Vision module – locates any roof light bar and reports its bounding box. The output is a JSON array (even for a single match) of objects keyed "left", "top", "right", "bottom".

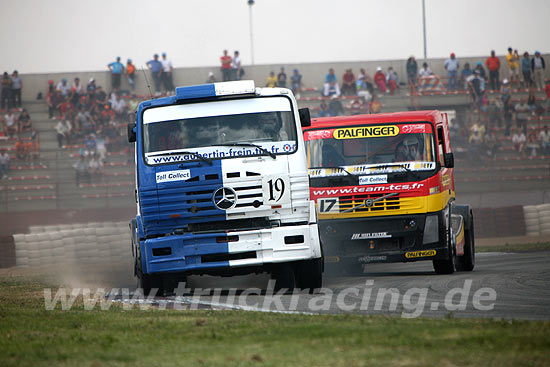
[{"left": 176, "top": 80, "right": 255, "bottom": 101}]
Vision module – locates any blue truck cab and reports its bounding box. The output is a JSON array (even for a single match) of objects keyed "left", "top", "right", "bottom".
[{"left": 128, "top": 81, "right": 323, "bottom": 294}]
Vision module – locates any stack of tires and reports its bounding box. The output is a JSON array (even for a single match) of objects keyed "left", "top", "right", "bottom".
[
  {"left": 524, "top": 204, "right": 550, "bottom": 237},
  {"left": 13, "top": 222, "right": 131, "bottom": 268}
]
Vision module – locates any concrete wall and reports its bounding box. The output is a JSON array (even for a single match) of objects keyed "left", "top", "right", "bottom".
[{"left": 18, "top": 53, "right": 550, "bottom": 102}]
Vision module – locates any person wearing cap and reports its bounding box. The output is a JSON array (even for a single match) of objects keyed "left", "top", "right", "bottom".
[
  {"left": 485, "top": 50, "right": 500, "bottom": 91},
  {"left": 531, "top": 51, "right": 546, "bottom": 89},
  {"left": 467, "top": 69, "right": 484, "bottom": 111},
  {"left": 86, "top": 78, "right": 97, "bottom": 94},
  {"left": 161, "top": 52, "right": 174, "bottom": 92},
  {"left": 126, "top": 59, "right": 136, "bottom": 91},
  {"left": 107, "top": 56, "right": 124, "bottom": 92},
  {"left": 206, "top": 71, "right": 216, "bottom": 84},
  {"left": 1, "top": 72, "right": 13, "bottom": 111},
  {"left": 444, "top": 53, "right": 459, "bottom": 91},
  {"left": 290, "top": 68, "right": 302, "bottom": 95},
  {"left": 506, "top": 48, "right": 520, "bottom": 86},
  {"left": 374, "top": 67, "right": 387, "bottom": 93},
  {"left": 10, "top": 70, "right": 22, "bottom": 108},
  {"left": 328, "top": 94, "right": 344, "bottom": 116},
  {"left": 56, "top": 78, "right": 71, "bottom": 98},
  {"left": 220, "top": 50, "right": 232, "bottom": 82},
  {"left": 146, "top": 54, "right": 163, "bottom": 94}
]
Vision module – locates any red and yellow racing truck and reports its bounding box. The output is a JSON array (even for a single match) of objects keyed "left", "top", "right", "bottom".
[{"left": 303, "top": 111, "right": 474, "bottom": 275}]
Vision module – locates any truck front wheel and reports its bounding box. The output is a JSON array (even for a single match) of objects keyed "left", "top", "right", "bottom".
[
  {"left": 271, "top": 264, "right": 295, "bottom": 292},
  {"left": 137, "top": 269, "right": 163, "bottom": 296},
  {"left": 295, "top": 257, "right": 323, "bottom": 292}
]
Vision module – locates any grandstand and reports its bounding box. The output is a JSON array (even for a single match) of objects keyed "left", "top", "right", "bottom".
[{"left": 1, "top": 55, "right": 549, "bottom": 249}]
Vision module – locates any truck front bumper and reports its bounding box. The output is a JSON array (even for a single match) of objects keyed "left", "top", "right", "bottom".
[
  {"left": 140, "top": 223, "right": 321, "bottom": 275},
  {"left": 320, "top": 211, "right": 449, "bottom": 265}
]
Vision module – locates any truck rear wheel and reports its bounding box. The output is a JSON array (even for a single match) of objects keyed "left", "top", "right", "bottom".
[
  {"left": 295, "top": 257, "right": 323, "bottom": 292},
  {"left": 433, "top": 216, "right": 455, "bottom": 275},
  {"left": 456, "top": 223, "right": 475, "bottom": 272}
]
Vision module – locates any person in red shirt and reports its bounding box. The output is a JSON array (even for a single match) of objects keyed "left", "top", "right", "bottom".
[
  {"left": 220, "top": 50, "right": 232, "bottom": 82},
  {"left": 341, "top": 69, "right": 356, "bottom": 96},
  {"left": 374, "top": 67, "right": 387, "bottom": 93},
  {"left": 485, "top": 50, "right": 501, "bottom": 91}
]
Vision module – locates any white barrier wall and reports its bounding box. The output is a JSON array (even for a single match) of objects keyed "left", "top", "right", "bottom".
[
  {"left": 524, "top": 204, "right": 550, "bottom": 237},
  {"left": 13, "top": 222, "right": 130, "bottom": 268}
]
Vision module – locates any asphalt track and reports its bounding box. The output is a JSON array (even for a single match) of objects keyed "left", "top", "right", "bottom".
[{"left": 111, "top": 251, "right": 550, "bottom": 320}]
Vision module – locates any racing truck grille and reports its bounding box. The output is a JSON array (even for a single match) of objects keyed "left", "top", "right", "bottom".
[
  {"left": 156, "top": 183, "right": 264, "bottom": 218},
  {"left": 338, "top": 193, "right": 401, "bottom": 213}
]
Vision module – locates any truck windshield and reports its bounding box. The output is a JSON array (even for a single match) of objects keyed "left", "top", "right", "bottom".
[
  {"left": 305, "top": 123, "right": 436, "bottom": 170},
  {"left": 142, "top": 97, "right": 297, "bottom": 163}
]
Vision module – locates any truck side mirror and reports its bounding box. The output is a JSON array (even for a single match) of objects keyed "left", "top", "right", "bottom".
[
  {"left": 299, "top": 108, "right": 311, "bottom": 127},
  {"left": 128, "top": 123, "right": 136, "bottom": 143},
  {"left": 444, "top": 152, "right": 454, "bottom": 168}
]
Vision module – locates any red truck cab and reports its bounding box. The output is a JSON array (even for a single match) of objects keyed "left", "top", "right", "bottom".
[{"left": 303, "top": 111, "right": 474, "bottom": 275}]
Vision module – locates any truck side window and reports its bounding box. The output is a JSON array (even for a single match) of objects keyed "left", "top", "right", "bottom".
[{"left": 437, "top": 126, "right": 445, "bottom": 164}]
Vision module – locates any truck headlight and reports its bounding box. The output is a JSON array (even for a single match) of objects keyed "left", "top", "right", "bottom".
[{"left": 422, "top": 215, "right": 439, "bottom": 244}]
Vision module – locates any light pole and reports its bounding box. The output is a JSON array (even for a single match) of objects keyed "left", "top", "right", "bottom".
[
  {"left": 422, "top": 0, "right": 427, "bottom": 59},
  {"left": 248, "top": 0, "right": 255, "bottom": 65}
]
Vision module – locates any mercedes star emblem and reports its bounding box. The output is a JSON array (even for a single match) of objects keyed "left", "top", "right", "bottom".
[{"left": 213, "top": 187, "right": 238, "bottom": 210}]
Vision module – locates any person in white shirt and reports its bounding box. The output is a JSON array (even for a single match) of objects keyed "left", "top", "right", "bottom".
[
  {"left": 161, "top": 52, "right": 174, "bottom": 92},
  {"left": 539, "top": 125, "right": 550, "bottom": 155},
  {"left": 512, "top": 129, "right": 526, "bottom": 155},
  {"left": 232, "top": 50, "right": 242, "bottom": 80},
  {"left": 110, "top": 93, "right": 127, "bottom": 120},
  {"left": 3, "top": 110, "right": 17, "bottom": 138},
  {"left": 0, "top": 149, "right": 9, "bottom": 179},
  {"left": 56, "top": 78, "right": 71, "bottom": 97},
  {"left": 54, "top": 120, "right": 70, "bottom": 148},
  {"left": 71, "top": 77, "right": 83, "bottom": 95}
]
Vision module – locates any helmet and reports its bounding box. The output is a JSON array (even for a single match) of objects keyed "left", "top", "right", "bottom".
[{"left": 403, "top": 135, "right": 419, "bottom": 148}]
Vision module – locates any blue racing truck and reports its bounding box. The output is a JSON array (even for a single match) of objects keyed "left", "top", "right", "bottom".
[{"left": 128, "top": 80, "right": 323, "bottom": 294}]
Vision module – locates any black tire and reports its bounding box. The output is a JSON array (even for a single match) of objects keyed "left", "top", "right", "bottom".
[
  {"left": 295, "top": 257, "right": 323, "bottom": 292},
  {"left": 271, "top": 264, "right": 295, "bottom": 292},
  {"left": 456, "top": 219, "right": 475, "bottom": 272},
  {"left": 433, "top": 213, "right": 455, "bottom": 275},
  {"left": 137, "top": 269, "right": 163, "bottom": 296}
]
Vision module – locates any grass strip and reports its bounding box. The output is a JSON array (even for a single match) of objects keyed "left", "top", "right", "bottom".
[
  {"left": 1, "top": 276, "right": 550, "bottom": 366},
  {"left": 477, "top": 242, "right": 550, "bottom": 253}
]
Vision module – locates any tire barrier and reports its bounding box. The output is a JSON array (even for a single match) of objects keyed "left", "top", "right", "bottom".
[
  {"left": 0, "top": 236, "right": 16, "bottom": 268},
  {"left": 524, "top": 204, "right": 550, "bottom": 237},
  {"left": 13, "top": 222, "right": 130, "bottom": 268}
]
